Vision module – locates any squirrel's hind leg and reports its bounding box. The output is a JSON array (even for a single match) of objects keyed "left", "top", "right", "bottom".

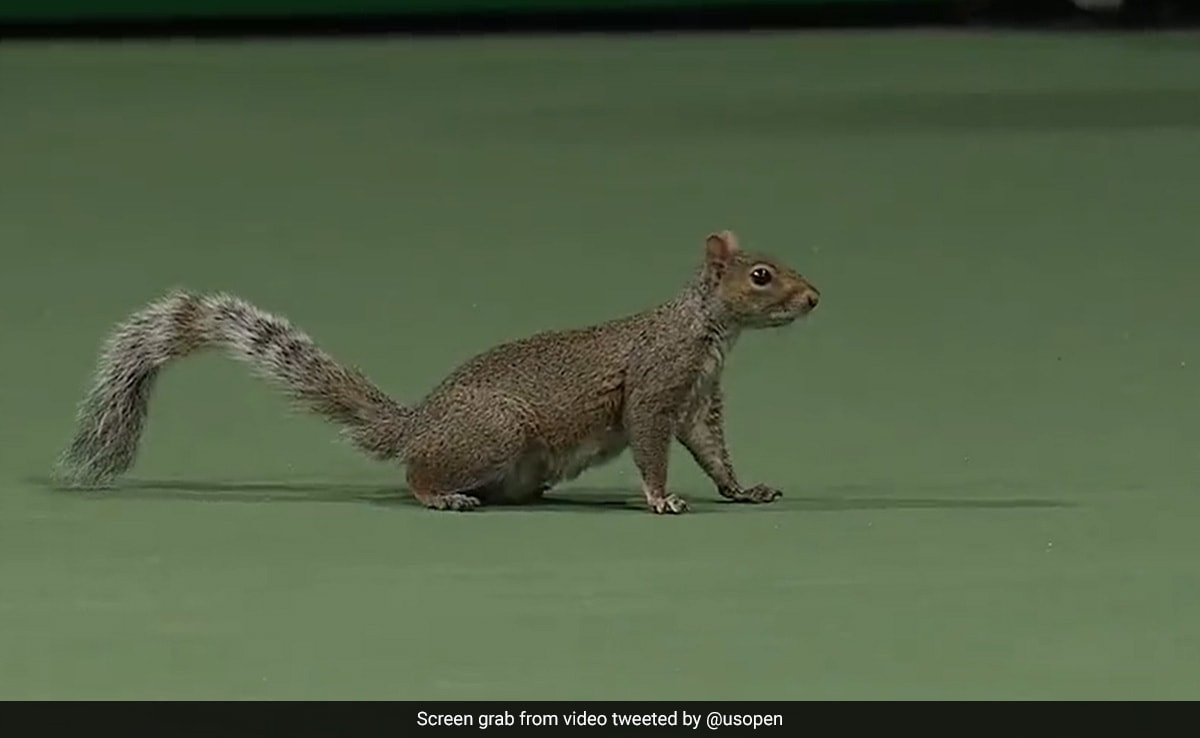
[{"left": 402, "top": 389, "right": 540, "bottom": 512}]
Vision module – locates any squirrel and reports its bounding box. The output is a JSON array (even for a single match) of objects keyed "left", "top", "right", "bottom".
[{"left": 53, "top": 230, "right": 820, "bottom": 514}]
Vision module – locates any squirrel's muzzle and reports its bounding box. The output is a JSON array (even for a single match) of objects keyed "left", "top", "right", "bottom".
[{"left": 794, "top": 285, "right": 820, "bottom": 315}]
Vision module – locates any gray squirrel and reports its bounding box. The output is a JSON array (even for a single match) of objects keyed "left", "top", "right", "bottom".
[{"left": 54, "top": 230, "right": 820, "bottom": 514}]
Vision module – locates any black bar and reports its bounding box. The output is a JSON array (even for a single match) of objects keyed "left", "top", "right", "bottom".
[
  {"left": 8, "top": 1, "right": 1187, "bottom": 42},
  {"left": 5, "top": 699, "right": 1153, "bottom": 735}
]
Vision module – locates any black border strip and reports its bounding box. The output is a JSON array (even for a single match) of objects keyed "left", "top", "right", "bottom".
[
  {"left": 1, "top": 1, "right": 1196, "bottom": 41},
  {"left": 0, "top": 1, "right": 1151, "bottom": 41}
]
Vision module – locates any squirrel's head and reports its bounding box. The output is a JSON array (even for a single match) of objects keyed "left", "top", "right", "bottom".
[{"left": 702, "top": 230, "right": 820, "bottom": 329}]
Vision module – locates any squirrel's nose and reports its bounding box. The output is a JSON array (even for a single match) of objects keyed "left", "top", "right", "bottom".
[{"left": 800, "top": 290, "right": 819, "bottom": 310}]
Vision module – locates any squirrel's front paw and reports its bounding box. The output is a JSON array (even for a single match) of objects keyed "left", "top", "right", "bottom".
[
  {"left": 731, "top": 484, "right": 782, "bottom": 504},
  {"left": 649, "top": 493, "right": 690, "bottom": 515}
]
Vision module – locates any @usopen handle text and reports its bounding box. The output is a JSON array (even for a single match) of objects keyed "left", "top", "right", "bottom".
[{"left": 416, "top": 709, "right": 784, "bottom": 730}]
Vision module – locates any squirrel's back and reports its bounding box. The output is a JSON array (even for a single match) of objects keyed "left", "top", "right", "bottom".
[{"left": 411, "top": 310, "right": 652, "bottom": 463}]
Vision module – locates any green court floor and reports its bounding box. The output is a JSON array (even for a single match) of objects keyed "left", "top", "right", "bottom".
[{"left": 1, "top": 30, "right": 1199, "bottom": 700}]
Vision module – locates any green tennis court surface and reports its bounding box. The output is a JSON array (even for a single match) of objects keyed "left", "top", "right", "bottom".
[{"left": 2, "top": 30, "right": 1199, "bottom": 700}]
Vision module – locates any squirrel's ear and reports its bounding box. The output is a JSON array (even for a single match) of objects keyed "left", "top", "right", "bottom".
[{"left": 705, "top": 230, "right": 739, "bottom": 267}]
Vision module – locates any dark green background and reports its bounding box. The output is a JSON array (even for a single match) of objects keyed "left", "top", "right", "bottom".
[{"left": 1, "top": 31, "right": 1199, "bottom": 700}]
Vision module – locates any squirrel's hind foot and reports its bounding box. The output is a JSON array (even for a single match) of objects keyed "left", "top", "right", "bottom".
[{"left": 416, "top": 492, "right": 482, "bottom": 512}]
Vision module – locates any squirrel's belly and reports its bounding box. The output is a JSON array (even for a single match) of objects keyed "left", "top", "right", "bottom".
[
  {"left": 487, "top": 430, "right": 627, "bottom": 504},
  {"left": 548, "top": 429, "right": 629, "bottom": 485}
]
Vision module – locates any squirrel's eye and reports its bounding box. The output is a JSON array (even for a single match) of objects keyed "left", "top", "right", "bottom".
[{"left": 750, "top": 267, "right": 773, "bottom": 287}]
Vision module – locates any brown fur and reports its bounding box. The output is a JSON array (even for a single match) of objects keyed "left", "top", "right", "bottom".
[{"left": 54, "top": 230, "right": 819, "bottom": 514}]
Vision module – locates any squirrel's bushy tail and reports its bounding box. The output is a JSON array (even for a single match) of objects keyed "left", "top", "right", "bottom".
[{"left": 54, "top": 289, "right": 410, "bottom": 487}]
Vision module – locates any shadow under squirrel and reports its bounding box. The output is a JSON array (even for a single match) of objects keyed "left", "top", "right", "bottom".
[{"left": 54, "top": 230, "right": 820, "bottom": 514}]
